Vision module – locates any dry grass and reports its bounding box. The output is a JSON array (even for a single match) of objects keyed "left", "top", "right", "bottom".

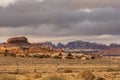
[
  {"left": 0, "top": 74, "right": 17, "bottom": 80},
  {"left": 0, "top": 57, "right": 119, "bottom": 80},
  {"left": 41, "top": 74, "right": 66, "bottom": 80},
  {"left": 81, "top": 70, "right": 95, "bottom": 80}
]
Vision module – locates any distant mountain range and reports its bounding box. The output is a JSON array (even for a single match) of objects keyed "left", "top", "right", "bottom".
[
  {"left": 1, "top": 36, "right": 120, "bottom": 55},
  {"left": 43, "top": 41, "right": 120, "bottom": 50},
  {"left": 1, "top": 36, "right": 120, "bottom": 50}
]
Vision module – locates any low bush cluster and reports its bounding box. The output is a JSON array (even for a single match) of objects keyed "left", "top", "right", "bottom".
[
  {"left": 0, "top": 74, "right": 17, "bottom": 80},
  {"left": 41, "top": 75, "right": 66, "bottom": 80}
]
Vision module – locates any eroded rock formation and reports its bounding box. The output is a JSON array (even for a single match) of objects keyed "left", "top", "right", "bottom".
[{"left": 7, "top": 37, "right": 28, "bottom": 43}]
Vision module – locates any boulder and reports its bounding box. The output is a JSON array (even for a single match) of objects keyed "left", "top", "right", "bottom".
[{"left": 7, "top": 37, "right": 28, "bottom": 43}]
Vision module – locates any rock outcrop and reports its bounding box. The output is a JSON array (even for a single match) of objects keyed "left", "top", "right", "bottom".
[
  {"left": 0, "top": 37, "right": 56, "bottom": 54},
  {"left": 7, "top": 37, "right": 28, "bottom": 43}
]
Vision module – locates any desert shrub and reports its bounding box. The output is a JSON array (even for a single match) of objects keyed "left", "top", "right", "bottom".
[
  {"left": 10, "top": 53, "right": 16, "bottom": 57},
  {"left": 34, "top": 74, "right": 42, "bottom": 78},
  {"left": 27, "top": 55, "right": 32, "bottom": 57},
  {"left": 91, "top": 56, "right": 96, "bottom": 60},
  {"left": 81, "top": 70, "right": 95, "bottom": 80},
  {"left": 39, "top": 54, "right": 45, "bottom": 58},
  {"left": 44, "top": 54, "right": 51, "bottom": 58},
  {"left": 53, "top": 55, "right": 62, "bottom": 59},
  {"left": 25, "top": 53, "right": 33, "bottom": 57},
  {"left": 64, "top": 68, "right": 73, "bottom": 73},
  {"left": 65, "top": 56, "right": 73, "bottom": 59},
  {"left": 96, "top": 77, "right": 106, "bottom": 80},
  {"left": 41, "top": 75, "right": 66, "bottom": 80},
  {"left": 76, "top": 55, "right": 81, "bottom": 59},
  {"left": 18, "top": 54, "right": 25, "bottom": 57},
  {"left": 14, "top": 69, "right": 28, "bottom": 75},
  {"left": 3, "top": 49, "right": 9, "bottom": 57},
  {"left": 39, "top": 54, "right": 50, "bottom": 59},
  {"left": 68, "top": 53, "right": 72, "bottom": 57},
  {"left": 33, "top": 54, "right": 39, "bottom": 58},
  {"left": 65, "top": 53, "right": 73, "bottom": 59},
  {"left": 14, "top": 69, "right": 21, "bottom": 74},
  {"left": 58, "top": 53, "right": 62, "bottom": 56},
  {"left": 106, "top": 68, "right": 116, "bottom": 72},
  {"left": 0, "top": 74, "right": 17, "bottom": 80}
]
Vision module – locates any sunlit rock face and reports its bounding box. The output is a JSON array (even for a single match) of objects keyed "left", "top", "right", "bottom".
[{"left": 7, "top": 37, "right": 28, "bottom": 43}]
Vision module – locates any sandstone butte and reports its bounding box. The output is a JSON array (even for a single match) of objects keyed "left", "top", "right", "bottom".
[{"left": 7, "top": 36, "right": 28, "bottom": 43}]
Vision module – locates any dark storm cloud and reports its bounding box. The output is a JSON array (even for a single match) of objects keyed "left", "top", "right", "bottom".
[
  {"left": 44, "top": 0, "right": 120, "bottom": 9},
  {"left": 0, "top": 0, "right": 120, "bottom": 37}
]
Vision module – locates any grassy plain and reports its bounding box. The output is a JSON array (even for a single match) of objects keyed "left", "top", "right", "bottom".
[{"left": 0, "top": 57, "right": 119, "bottom": 80}]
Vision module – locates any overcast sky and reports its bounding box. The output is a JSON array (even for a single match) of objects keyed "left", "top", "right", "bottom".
[{"left": 0, "top": 0, "right": 120, "bottom": 44}]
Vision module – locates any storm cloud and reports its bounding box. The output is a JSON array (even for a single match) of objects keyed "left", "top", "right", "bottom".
[{"left": 0, "top": 0, "right": 120, "bottom": 44}]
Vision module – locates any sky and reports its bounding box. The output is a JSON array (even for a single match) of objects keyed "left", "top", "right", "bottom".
[{"left": 0, "top": 0, "right": 120, "bottom": 44}]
